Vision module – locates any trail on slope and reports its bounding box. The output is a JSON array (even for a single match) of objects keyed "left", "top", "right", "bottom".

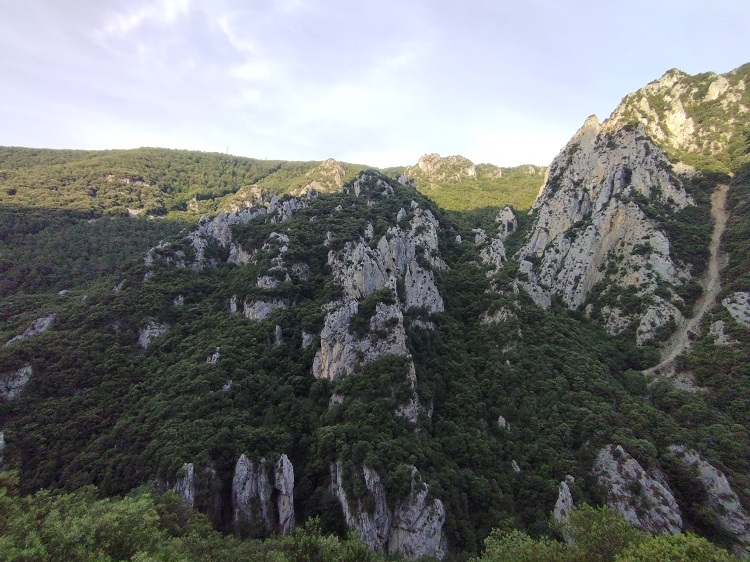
[{"left": 644, "top": 184, "right": 729, "bottom": 378}]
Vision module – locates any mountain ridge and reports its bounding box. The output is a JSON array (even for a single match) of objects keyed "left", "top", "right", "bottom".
[{"left": 1, "top": 63, "right": 750, "bottom": 560}]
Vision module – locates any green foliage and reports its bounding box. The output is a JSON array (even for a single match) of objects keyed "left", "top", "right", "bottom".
[
  {"left": 472, "top": 505, "right": 739, "bottom": 562},
  {"left": 615, "top": 532, "right": 739, "bottom": 562},
  {"left": 0, "top": 473, "right": 382, "bottom": 562},
  {"left": 2, "top": 145, "right": 750, "bottom": 560},
  {"left": 400, "top": 164, "right": 545, "bottom": 212}
]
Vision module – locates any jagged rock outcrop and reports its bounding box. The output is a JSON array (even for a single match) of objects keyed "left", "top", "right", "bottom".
[
  {"left": 294, "top": 158, "right": 347, "bottom": 195},
  {"left": 207, "top": 347, "right": 221, "bottom": 365},
  {"left": 138, "top": 321, "right": 168, "bottom": 349},
  {"left": 518, "top": 114, "right": 694, "bottom": 342},
  {"left": 594, "top": 445, "right": 682, "bottom": 534},
  {"left": 313, "top": 301, "right": 408, "bottom": 381},
  {"left": 668, "top": 445, "right": 750, "bottom": 554},
  {"left": 145, "top": 192, "right": 315, "bottom": 271},
  {"left": 232, "top": 454, "right": 295, "bottom": 536},
  {"left": 330, "top": 461, "right": 445, "bottom": 559},
  {"left": 243, "top": 300, "right": 287, "bottom": 321},
  {"left": 553, "top": 477, "right": 575, "bottom": 523},
  {"left": 405, "top": 153, "right": 477, "bottom": 184},
  {"left": 1, "top": 365, "right": 32, "bottom": 401},
  {"left": 474, "top": 228, "right": 507, "bottom": 276},
  {"left": 173, "top": 462, "right": 196, "bottom": 508},
  {"left": 328, "top": 203, "right": 446, "bottom": 312},
  {"left": 4, "top": 314, "right": 56, "bottom": 347},
  {"left": 605, "top": 65, "right": 750, "bottom": 159},
  {"left": 495, "top": 206, "right": 518, "bottom": 241},
  {"left": 481, "top": 307, "right": 516, "bottom": 325},
  {"left": 723, "top": 292, "right": 750, "bottom": 327},
  {"left": 186, "top": 207, "right": 267, "bottom": 269}
]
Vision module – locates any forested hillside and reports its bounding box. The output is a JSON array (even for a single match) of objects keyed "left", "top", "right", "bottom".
[{"left": 1, "top": 62, "right": 749, "bottom": 562}]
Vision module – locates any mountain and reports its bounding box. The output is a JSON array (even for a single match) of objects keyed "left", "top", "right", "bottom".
[
  {"left": 1, "top": 63, "right": 750, "bottom": 560},
  {"left": 398, "top": 153, "right": 546, "bottom": 212}
]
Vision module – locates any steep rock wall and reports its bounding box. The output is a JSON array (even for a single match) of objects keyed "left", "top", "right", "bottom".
[
  {"left": 518, "top": 116, "right": 694, "bottom": 341},
  {"left": 330, "top": 461, "right": 446, "bottom": 559},
  {"left": 232, "top": 453, "right": 295, "bottom": 536},
  {"left": 669, "top": 445, "right": 750, "bottom": 556},
  {"left": 594, "top": 444, "right": 682, "bottom": 534}
]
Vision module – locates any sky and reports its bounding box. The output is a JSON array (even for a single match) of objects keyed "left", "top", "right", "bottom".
[{"left": 1, "top": 1, "right": 748, "bottom": 168}]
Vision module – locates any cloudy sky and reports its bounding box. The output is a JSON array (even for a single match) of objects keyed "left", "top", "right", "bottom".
[{"left": 1, "top": 1, "right": 747, "bottom": 168}]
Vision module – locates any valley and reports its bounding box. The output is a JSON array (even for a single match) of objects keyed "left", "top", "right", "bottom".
[{"left": 1, "top": 62, "right": 750, "bottom": 561}]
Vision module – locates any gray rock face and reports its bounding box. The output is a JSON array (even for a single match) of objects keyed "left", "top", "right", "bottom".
[
  {"left": 146, "top": 192, "right": 314, "bottom": 271},
  {"left": 301, "top": 331, "right": 314, "bottom": 348},
  {"left": 138, "top": 321, "right": 168, "bottom": 349},
  {"left": 405, "top": 153, "right": 476, "bottom": 183},
  {"left": 207, "top": 347, "right": 221, "bottom": 365},
  {"left": 330, "top": 461, "right": 446, "bottom": 559},
  {"left": 173, "top": 462, "right": 195, "bottom": 508},
  {"left": 723, "top": 292, "right": 750, "bottom": 327},
  {"left": 553, "top": 478, "right": 575, "bottom": 523},
  {"left": 1, "top": 365, "right": 33, "bottom": 401},
  {"left": 243, "top": 300, "right": 287, "bottom": 321},
  {"left": 0, "top": 431, "right": 5, "bottom": 471},
  {"left": 594, "top": 445, "right": 682, "bottom": 534},
  {"left": 187, "top": 207, "right": 267, "bottom": 269},
  {"left": 4, "top": 314, "right": 56, "bottom": 347},
  {"left": 476, "top": 234, "right": 507, "bottom": 276},
  {"left": 232, "top": 453, "right": 295, "bottom": 536},
  {"left": 495, "top": 206, "right": 518, "bottom": 241},
  {"left": 518, "top": 115, "right": 693, "bottom": 342},
  {"left": 275, "top": 454, "right": 295, "bottom": 535},
  {"left": 605, "top": 67, "right": 749, "bottom": 160},
  {"left": 668, "top": 445, "right": 750, "bottom": 554},
  {"left": 328, "top": 204, "right": 446, "bottom": 312},
  {"left": 312, "top": 301, "right": 408, "bottom": 382}
]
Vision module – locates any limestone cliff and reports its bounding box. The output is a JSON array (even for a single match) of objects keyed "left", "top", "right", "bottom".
[
  {"left": 405, "top": 153, "right": 478, "bottom": 185},
  {"left": 138, "top": 320, "right": 168, "bottom": 349},
  {"left": 669, "top": 445, "right": 750, "bottom": 556},
  {"left": 330, "top": 461, "right": 446, "bottom": 559},
  {"left": 593, "top": 445, "right": 682, "bottom": 534},
  {"left": 327, "top": 203, "right": 446, "bottom": 312},
  {"left": 313, "top": 301, "right": 408, "bottom": 382},
  {"left": 145, "top": 192, "right": 315, "bottom": 271},
  {"left": 314, "top": 195, "right": 446, "bottom": 422},
  {"left": 518, "top": 115, "right": 694, "bottom": 342},
  {"left": 605, "top": 64, "right": 750, "bottom": 161},
  {"left": 232, "top": 453, "right": 295, "bottom": 536}
]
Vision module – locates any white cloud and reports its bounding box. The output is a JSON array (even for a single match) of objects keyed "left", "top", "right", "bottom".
[{"left": 102, "top": 0, "right": 191, "bottom": 36}]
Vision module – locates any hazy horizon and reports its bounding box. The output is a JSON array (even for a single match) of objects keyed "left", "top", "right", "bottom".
[{"left": 1, "top": 1, "right": 748, "bottom": 168}]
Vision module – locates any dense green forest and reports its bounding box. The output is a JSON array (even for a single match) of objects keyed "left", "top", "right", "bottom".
[{"left": 1, "top": 158, "right": 748, "bottom": 560}]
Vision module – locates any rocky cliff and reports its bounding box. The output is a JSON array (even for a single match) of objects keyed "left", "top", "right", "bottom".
[
  {"left": 594, "top": 445, "right": 682, "bottom": 534},
  {"left": 517, "top": 115, "right": 694, "bottom": 342},
  {"left": 669, "top": 445, "right": 750, "bottom": 557},
  {"left": 0, "top": 365, "right": 33, "bottom": 401},
  {"left": 330, "top": 461, "right": 446, "bottom": 559},
  {"left": 232, "top": 453, "right": 295, "bottom": 536},
  {"left": 515, "top": 64, "right": 750, "bottom": 344},
  {"left": 605, "top": 64, "right": 750, "bottom": 162},
  {"left": 169, "top": 454, "right": 295, "bottom": 537}
]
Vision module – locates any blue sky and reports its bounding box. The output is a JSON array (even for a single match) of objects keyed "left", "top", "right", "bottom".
[{"left": 1, "top": 0, "right": 747, "bottom": 168}]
